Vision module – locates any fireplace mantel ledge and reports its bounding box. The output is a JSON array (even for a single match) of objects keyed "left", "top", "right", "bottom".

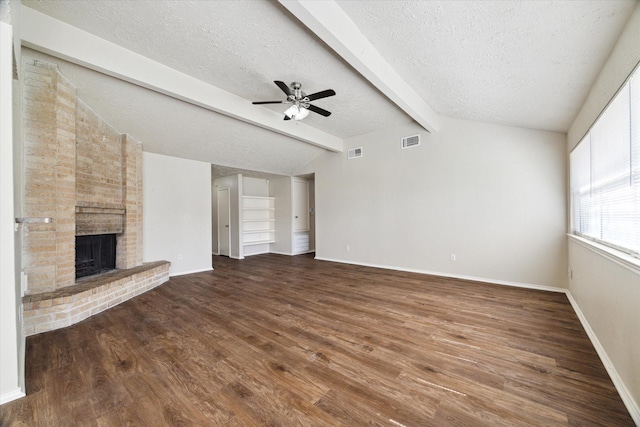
[{"left": 75, "top": 206, "right": 126, "bottom": 215}]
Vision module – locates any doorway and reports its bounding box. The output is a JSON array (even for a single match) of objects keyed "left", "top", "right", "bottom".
[{"left": 217, "top": 188, "right": 231, "bottom": 257}]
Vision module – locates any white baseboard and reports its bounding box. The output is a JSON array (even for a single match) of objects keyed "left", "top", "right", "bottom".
[
  {"left": 313, "top": 256, "right": 567, "bottom": 293},
  {"left": 269, "top": 250, "right": 294, "bottom": 256},
  {"left": 169, "top": 267, "right": 213, "bottom": 277},
  {"left": 565, "top": 292, "right": 640, "bottom": 425},
  {"left": 0, "top": 388, "right": 25, "bottom": 405},
  {"left": 243, "top": 251, "right": 270, "bottom": 257}
]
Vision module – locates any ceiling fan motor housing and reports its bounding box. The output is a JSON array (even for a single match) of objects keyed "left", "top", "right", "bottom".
[{"left": 291, "top": 82, "right": 307, "bottom": 103}]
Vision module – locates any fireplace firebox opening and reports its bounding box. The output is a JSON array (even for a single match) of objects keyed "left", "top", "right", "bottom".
[{"left": 75, "top": 234, "right": 117, "bottom": 279}]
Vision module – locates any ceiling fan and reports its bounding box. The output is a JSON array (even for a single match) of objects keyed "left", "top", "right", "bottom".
[{"left": 252, "top": 81, "right": 336, "bottom": 121}]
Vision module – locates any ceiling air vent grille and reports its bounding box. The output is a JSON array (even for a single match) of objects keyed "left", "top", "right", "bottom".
[
  {"left": 348, "top": 147, "right": 363, "bottom": 159},
  {"left": 401, "top": 134, "right": 421, "bottom": 149}
]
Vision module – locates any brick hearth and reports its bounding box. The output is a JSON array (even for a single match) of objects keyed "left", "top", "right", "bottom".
[{"left": 22, "top": 261, "right": 170, "bottom": 336}]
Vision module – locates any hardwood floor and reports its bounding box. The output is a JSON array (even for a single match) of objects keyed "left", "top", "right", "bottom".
[{"left": 1, "top": 254, "right": 634, "bottom": 426}]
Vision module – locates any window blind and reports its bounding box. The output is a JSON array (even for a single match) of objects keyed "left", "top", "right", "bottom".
[{"left": 570, "top": 67, "right": 640, "bottom": 257}]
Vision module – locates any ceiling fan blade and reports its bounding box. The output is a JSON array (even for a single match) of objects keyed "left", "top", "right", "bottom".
[
  {"left": 307, "top": 104, "right": 332, "bottom": 117},
  {"left": 252, "top": 101, "right": 286, "bottom": 105},
  {"left": 274, "top": 80, "right": 293, "bottom": 96},
  {"left": 306, "top": 89, "right": 336, "bottom": 101}
]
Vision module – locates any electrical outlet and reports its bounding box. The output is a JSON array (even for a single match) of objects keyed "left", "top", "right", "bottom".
[
  {"left": 345, "top": 245, "right": 350, "bottom": 252},
  {"left": 177, "top": 253, "right": 183, "bottom": 260},
  {"left": 450, "top": 253, "right": 456, "bottom": 262}
]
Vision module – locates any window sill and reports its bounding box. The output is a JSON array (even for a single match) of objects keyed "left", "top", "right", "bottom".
[{"left": 568, "top": 234, "right": 640, "bottom": 274}]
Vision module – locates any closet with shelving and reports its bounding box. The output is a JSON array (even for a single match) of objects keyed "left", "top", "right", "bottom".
[{"left": 242, "top": 196, "right": 275, "bottom": 246}]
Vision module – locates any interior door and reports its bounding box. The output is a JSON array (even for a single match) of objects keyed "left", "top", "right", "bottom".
[
  {"left": 218, "top": 188, "right": 231, "bottom": 256},
  {"left": 293, "top": 179, "right": 309, "bottom": 232}
]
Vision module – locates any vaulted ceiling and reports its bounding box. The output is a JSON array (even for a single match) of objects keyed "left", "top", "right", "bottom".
[{"left": 18, "top": 0, "right": 638, "bottom": 177}]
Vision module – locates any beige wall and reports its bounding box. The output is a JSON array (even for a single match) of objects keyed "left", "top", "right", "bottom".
[
  {"left": 311, "top": 116, "right": 567, "bottom": 289},
  {"left": 566, "top": 3, "right": 640, "bottom": 421}
]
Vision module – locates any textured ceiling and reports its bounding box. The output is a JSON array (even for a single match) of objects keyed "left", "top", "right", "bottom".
[
  {"left": 20, "top": 0, "right": 638, "bottom": 175},
  {"left": 338, "top": 0, "right": 636, "bottom": 132},
  {"left": 20, "top": 0, "right": 411, "bottom": 139}
]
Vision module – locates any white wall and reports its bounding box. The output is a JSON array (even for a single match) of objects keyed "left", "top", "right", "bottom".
[
  {"left": 568, "top": 239, "right": 640, "bottom": 417},
  {"left": 566, "top": 3, "right": 640, "bottom": 422},
  {"left": 0, "top": 20, "right": 24, "bottom": 405},
  {"left": 311, "top": 116, "right": 567, "bottom": 290},
  {"left": 243, "top": 176, "right": 270, "bottom": 197},
  {"left": 143, "top": 152, "right": 212, "bottom": 276}
]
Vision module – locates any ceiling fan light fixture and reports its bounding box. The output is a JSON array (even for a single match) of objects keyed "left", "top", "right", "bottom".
[
  {"left": 295, "top": 106, "right": 309, "bottom": 120},
  {"left": 284, "top": 105, "right": 298, "bottom": 119},
  {"left": 284, "top": 104, "right": 309, "bottom": 120}
]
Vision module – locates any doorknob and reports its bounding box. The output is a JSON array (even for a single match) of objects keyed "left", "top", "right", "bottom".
[{"left": 225, "top": 225, "right": 229, "bottom": 227}]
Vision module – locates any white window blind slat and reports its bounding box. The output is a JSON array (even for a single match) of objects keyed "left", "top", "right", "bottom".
[
  {"left": 591, "top": 83, "right": 630, "bottom": 186},
  {"left": 570, "top": 135, "right": 592, "bottom": 236},
  {"left": 631, "top": 71, "right": 640, "bottom": 252}
]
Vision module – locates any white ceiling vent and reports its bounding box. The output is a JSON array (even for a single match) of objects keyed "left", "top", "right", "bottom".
[
  {"left": 401, "top": 134, "right": 421, "bottom": 149},
  {"left": 348, "top": 147, "right": 363, "bottom": 159}
]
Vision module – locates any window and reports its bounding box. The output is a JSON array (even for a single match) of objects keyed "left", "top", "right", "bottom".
[{"left": 570, "top": 65, "right": 640, "bottom": 258}]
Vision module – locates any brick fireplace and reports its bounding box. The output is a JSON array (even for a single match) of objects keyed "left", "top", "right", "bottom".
[{"left": 21, "top": 59, "right": 169, "bottom": 335}]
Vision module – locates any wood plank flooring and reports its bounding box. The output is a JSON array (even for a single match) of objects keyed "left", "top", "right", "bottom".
[{"left": 0, "top": 254, "right": 634, "bottom": 426}]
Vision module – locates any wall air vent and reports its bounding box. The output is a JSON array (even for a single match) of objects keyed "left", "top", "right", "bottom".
[
  {"left": 401, "top": 134, "right": 420, "bottom": 149},
  {"left": 348, "top": 147, "right": 363, "bottom": 159}
]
